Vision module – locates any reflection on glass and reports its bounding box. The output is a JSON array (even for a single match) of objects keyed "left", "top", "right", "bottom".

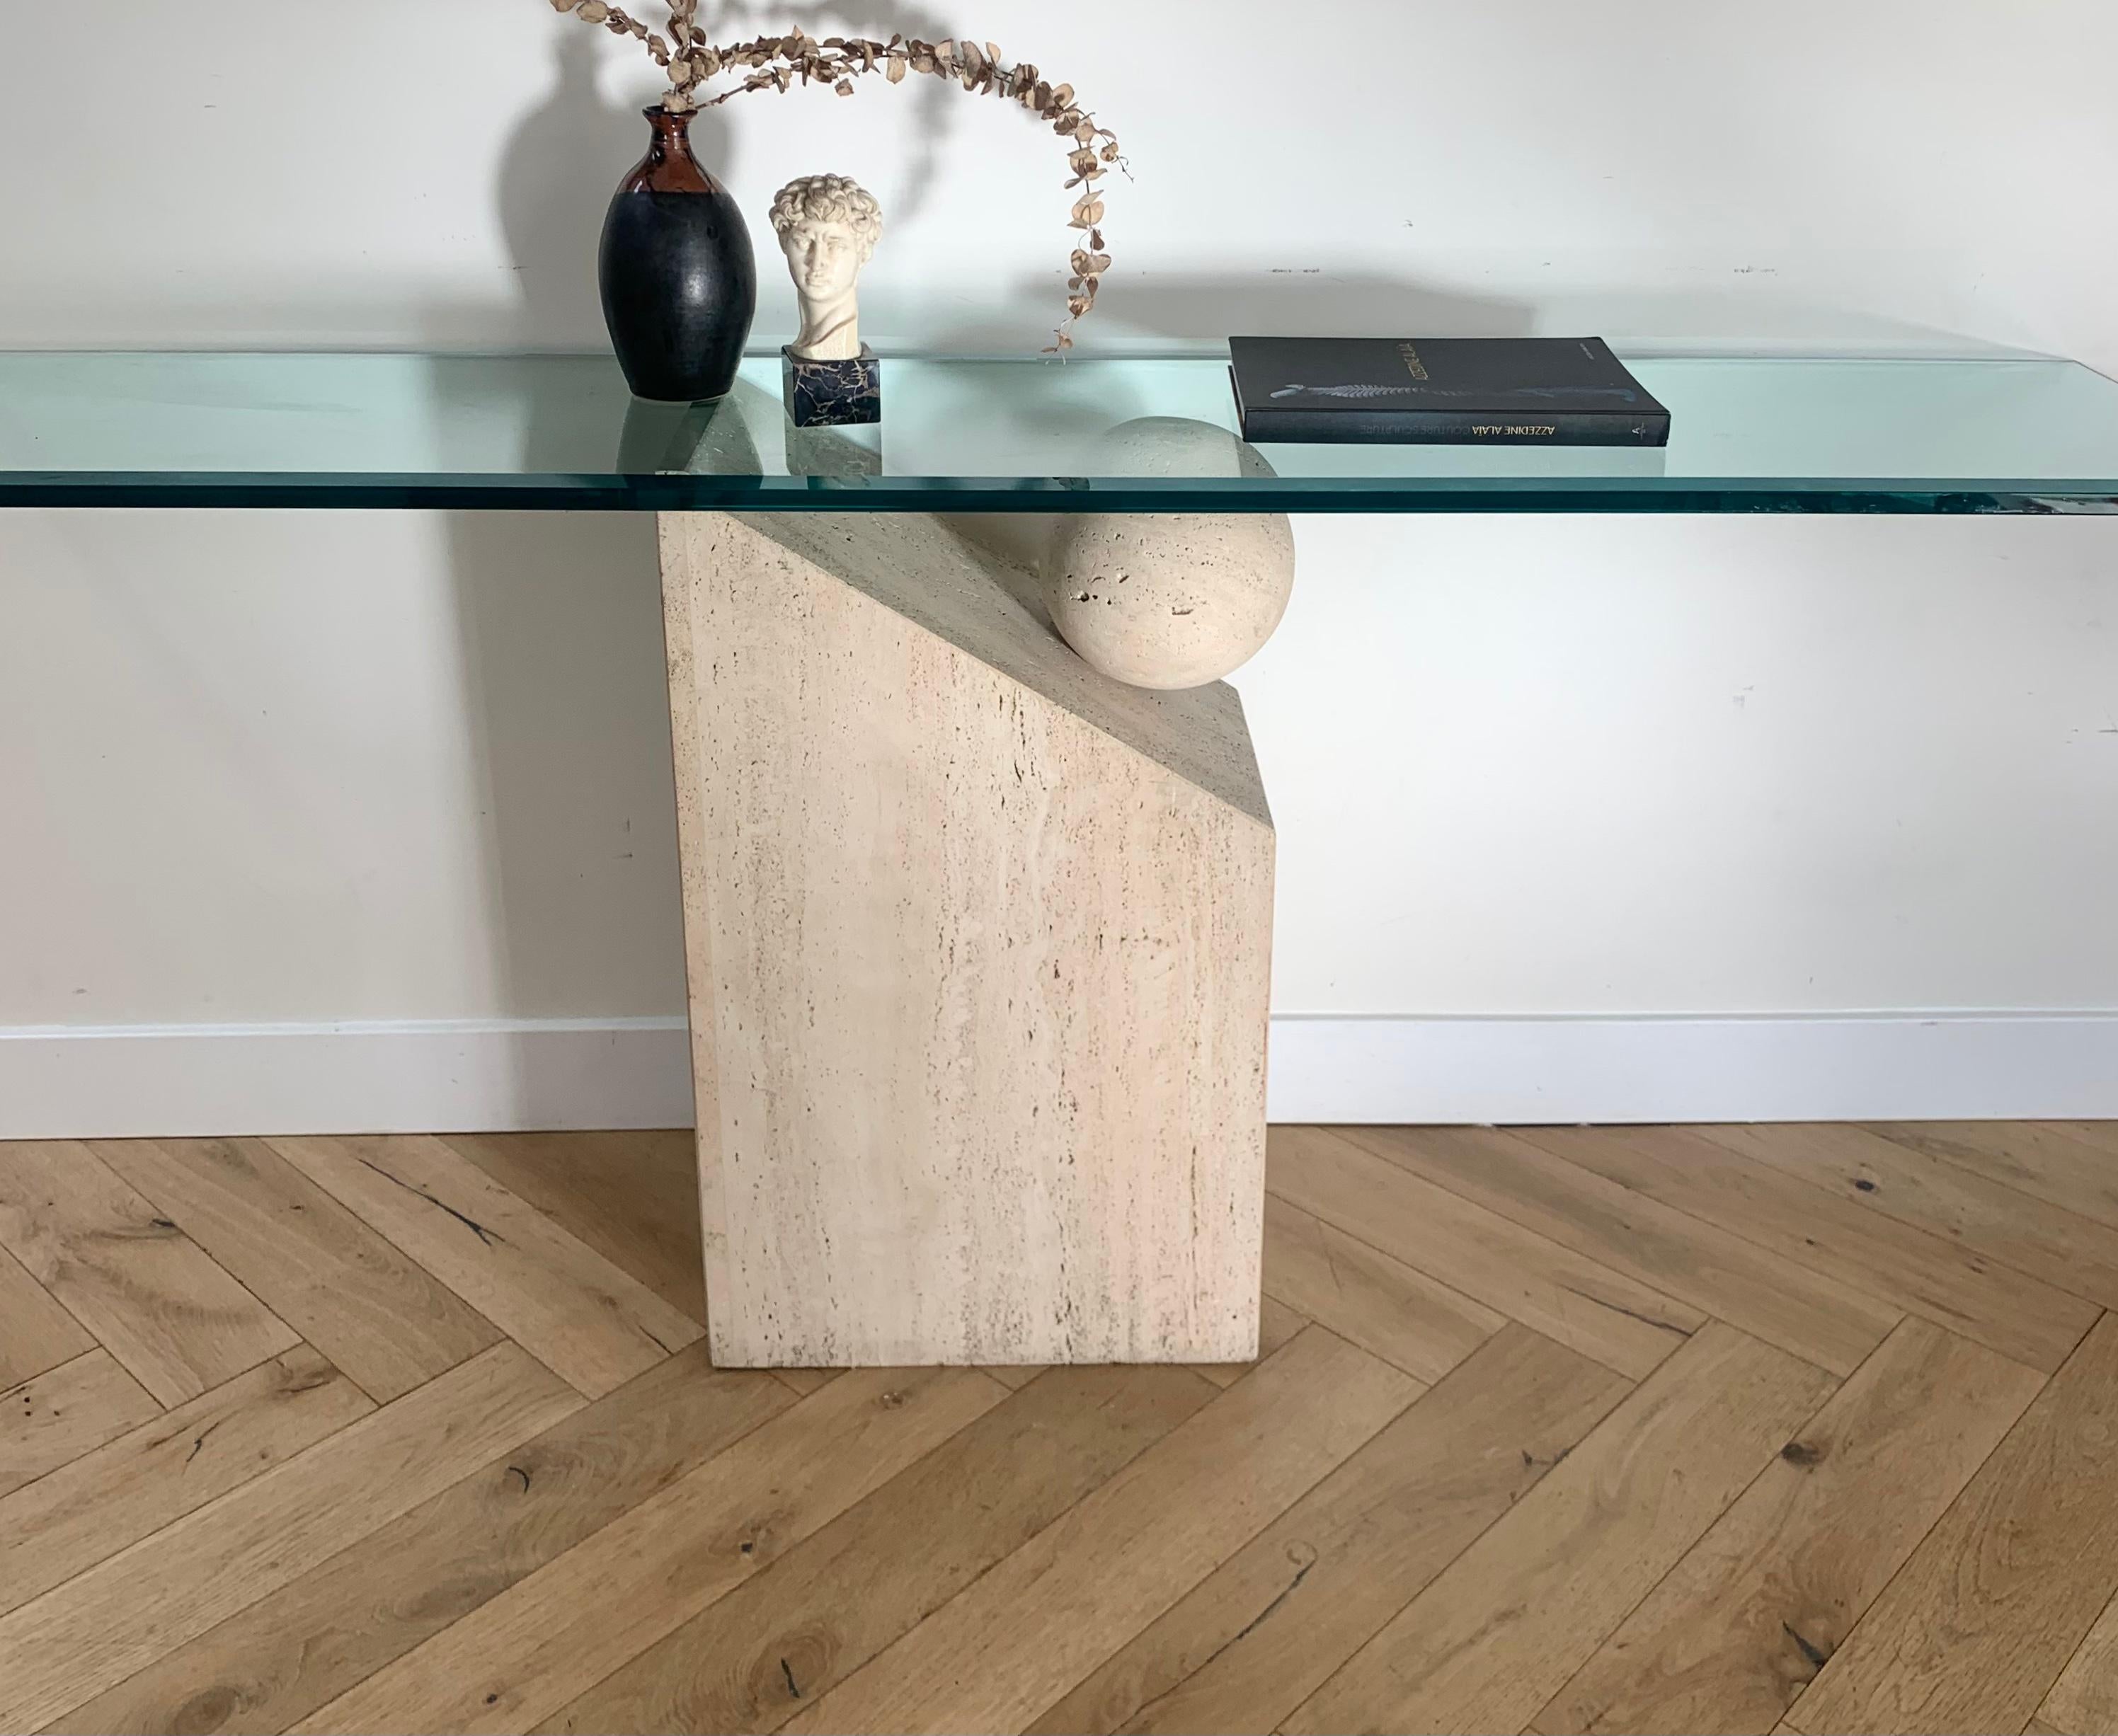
[
  {"left": 2, "top": 351, "right": 2116, "bottom": 512},
  {"left": 615, "top": 386, "right": 766, "bottom": 476},
  {"left": 784, "top": 421, "right": 882, "bottom": 481}
]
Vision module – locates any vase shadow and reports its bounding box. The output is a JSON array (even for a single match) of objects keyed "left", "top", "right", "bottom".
[
  {"left": 498, "top": 30, "right": 740, "bottom": 352},
  {"left": 437, "top": 487, "right": 684, "bottom": 1130},
  {"left": 910, "top": 270, "right": 1537, "bottom": 357},
  {"left": 693, "top": 0, "right": 961, "bottom": 231}
]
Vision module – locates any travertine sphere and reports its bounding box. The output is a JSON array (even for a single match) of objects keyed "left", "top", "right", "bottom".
[{"left": 1046, "top": 419, "right": 1296, "bottom": 691}]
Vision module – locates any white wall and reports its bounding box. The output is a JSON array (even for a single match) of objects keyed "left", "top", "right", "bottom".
[{"left": 4, "top": 1, "right": 2117, "bottom": 1128}]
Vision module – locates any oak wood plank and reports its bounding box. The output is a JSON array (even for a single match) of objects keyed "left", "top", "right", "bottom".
[
  {"left": 2040, "top": 1587, "right": 2118, "bottom": 1735},
  {"left": 780, "top": 1327, "right": 1419, "bottom": 1736},
  {"left": 1268, "top": 1126, "right": 1699, "bottom": 1379},
  {"left": 0, "top": 1345, "right": 373, "bottom": 1619},
  {"left": 0, "top": 1142, "right": 299, "bottom": 1406},
  {"left": 1262, "top": 1192, "right": 1504, "bottom": 1384},
  {"left": 50, "top": 1343, "right": 794, "bottom": 1736},
  {"left": 1283, "top": 1322, "right": 1837, "bottom": 1736},
  {"left": 268, "top": 1134, "right": 702, "bottom": 1398},
  {"left": 1348, "top": 1126, "right": 1899, "bottom": 1376},
  {"left": 541, "top": 1364, "right": 1218, "bottom": 1735},
  {"left": 1867, "top": 1121, "right": 2118, "bottom": 1231},
  {"left": 1028, "top": 1325, "right": 1629, "bottom": 1736},
  {"left": 1703, "top": 1122, "right": 2118, "bottom": 1310},
  {"left": 1535, "top": 1316, "right": 2042, "bottom": 1735},
  {"left": 442, "top": 1130, "right": 706, "bottom": 1324},
  {"left": 0, "top": 1350, "right": 157, "bottom": 1500},
  {"left": 0, "top": 1242, "right": 94, "bottom": 1391},
  {"left": 770, "top": 1367, "right": 842, "bottom": 1395},
  {"left": 1514, "top": 1124, "right": 2096, "bottom": 1374},
  {"left": 0, "top": 1342, "right": 580, "bottom": 1732},
  {"left": 1786, "top": 1313, "right": 2118, "bottom": 1735},
  {"left": 91, "top": 1137, "right": 499, "bottom": 1403},
  {"left": 1190, "top": 1294, "right": 1307, "bottom": 1388},
  {"left": 290, "top": 1367, "right": 1009, "bottom": 1736}
]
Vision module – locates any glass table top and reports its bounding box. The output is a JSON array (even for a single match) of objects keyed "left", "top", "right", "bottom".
[{"left": 4, "top": 350, "right": 2118, "bottom": 514}]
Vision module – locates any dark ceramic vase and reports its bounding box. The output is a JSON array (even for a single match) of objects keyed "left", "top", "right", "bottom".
[{"left": 599, "top": 107, "right": 756, "bottom": 403}]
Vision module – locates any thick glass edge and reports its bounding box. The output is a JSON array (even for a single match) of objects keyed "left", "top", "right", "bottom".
[{"left": 5, "top": 472, "right": 2118, "bottom": 514}]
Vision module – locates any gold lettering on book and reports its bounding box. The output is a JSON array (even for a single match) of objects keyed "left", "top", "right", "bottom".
[
  {"left": 1472, "top": 425, "right": 1559, "bottom": 437},
  {"left": 1397, "top": 342, "right": 1428, "bottom": 381}
]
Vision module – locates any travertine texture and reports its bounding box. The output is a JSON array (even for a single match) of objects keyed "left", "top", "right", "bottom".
[
  {"left": 1048, "top": 512, "right": 1296, "bottom": 690},
  {"left": 1046, "top": 420, "right": 1296, "bottom": 691},
  {"left": 658, "top": 510, "right": 1275, "bottom": 1367}
]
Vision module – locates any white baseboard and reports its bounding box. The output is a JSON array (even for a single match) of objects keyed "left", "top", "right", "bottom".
[
  {"left": 0, "top": 1018, "right": 695, "bottom": 1140},
  {"left": 1265, "top": 1012, "right": 2118, "bottom": 1124},
  {"left": 1, "top": 1012, "right": 2114, "bottom": 1139}
]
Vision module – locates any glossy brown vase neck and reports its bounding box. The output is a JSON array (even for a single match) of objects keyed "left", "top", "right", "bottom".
[{"left": 619, "top": 106, "right": 716, "bottom": 195}]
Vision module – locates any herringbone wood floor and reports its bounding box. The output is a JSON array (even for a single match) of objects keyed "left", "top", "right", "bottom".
[{"left": 4, "top": 1126, "right": 2118, "bottom": 1733}]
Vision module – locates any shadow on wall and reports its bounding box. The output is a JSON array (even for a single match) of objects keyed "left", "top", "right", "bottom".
[
  {"left": 1099, "top": 274, "right": 1537, "bottom": 347},
  {"left": 498, "top": 15, "right": 1542, "bottom": 357},
  {"left": 498, "top": 30, "right": 699, "bottom": 350},
  {"left": 440, "top": 503, "right": 683, "bottom": 1036},
  {"left": 914, "top": 272, "right": 1537, "bottom": 357},
  {"left": 455, "top": 3, "right": 988, "bottom": 1048},
  {"left": 497, "top": 1, "right": 962, "bottom": 350},
  {"left": 727, "top": 0, "right": 961, "bottom": 229}
]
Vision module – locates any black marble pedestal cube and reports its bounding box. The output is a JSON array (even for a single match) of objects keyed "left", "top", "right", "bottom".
[{"left": 782, "top": 345, "right": 881, "bottom": 428}]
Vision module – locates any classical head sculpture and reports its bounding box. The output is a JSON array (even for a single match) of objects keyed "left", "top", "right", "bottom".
[{"left": 769, "top": 174, "right": 883, "bottom": 362}]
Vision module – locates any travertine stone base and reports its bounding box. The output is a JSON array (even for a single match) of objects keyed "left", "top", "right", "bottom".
[{"left": 658, "top": 511, "right": 1275, "bottom": 1367}]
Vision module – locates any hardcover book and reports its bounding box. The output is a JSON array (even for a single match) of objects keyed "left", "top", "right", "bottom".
[{"left": 1229, "top": 335, "right": 1671, "bottom": 446}]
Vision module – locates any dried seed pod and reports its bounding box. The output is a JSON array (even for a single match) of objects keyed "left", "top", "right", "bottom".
[{"left": 557, "top": 13, "right": 1124, "bottom": 349}]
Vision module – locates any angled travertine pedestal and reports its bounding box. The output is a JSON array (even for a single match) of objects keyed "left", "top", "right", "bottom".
[{"left": 658, "top": 511, "right": 1273, "bottom": 1367}]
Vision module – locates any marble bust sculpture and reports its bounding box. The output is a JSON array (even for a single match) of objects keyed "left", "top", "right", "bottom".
[{"left": 769, "top": 175, "right": 883, "bottom": 362}]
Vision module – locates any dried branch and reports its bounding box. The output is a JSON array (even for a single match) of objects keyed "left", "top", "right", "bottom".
[{"left": 546, "top": 8, "right": 1123, "bottom": 349}]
